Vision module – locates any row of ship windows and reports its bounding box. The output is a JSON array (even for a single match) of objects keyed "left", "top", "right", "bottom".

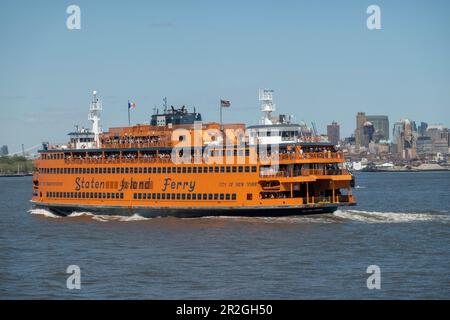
[
  {"left": 45, "top": 191, "right": 237, "bottom": 201},
  {"left": 39, "top": 166, "right": 258, "bottom": 175},
  {"left": 133, "top": 193, "right": 237, "bottom": 201},
  {"left": 47, "top": 192, "right": 124, "bottom": 199}
]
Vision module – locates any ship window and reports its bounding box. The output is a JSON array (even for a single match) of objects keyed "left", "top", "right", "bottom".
[
  {"left": 107, "top": 193, "right": 111, "bottom": 199},
  {"left": 106, "top": 168, "right": 110, "bottom": 174},
  {"left": 192, "top": 167, "right": 197, "bottom": 173},
  {"left": 143, "top": 168, "right": 147, "bottom": 174},
  {"left": 252, "top": 166, "right": 257, "bottom": 173},
  {"left": 187, "top": 167, "right": 192, "bottom": 173},
  {"left": 81, "top": 192, "right": 85, "bottom": 198},
  {"left": 94, "top": 168, "right": 98, "bottom": 174},
  {"left": 142, "top": 193, "right": 146, "bottom": 199},
  {"left": 111, "top": 193, "right": 115, "bottom": 199},
  {"left": 90, "top": 192, "right": 94, "bottom": 198},
  {"left": 191, "top": 194, "right": 196, "bottom": 200},
  {"left": 175, "top": 194, "right": 180, "bottom": 200},
  {"left": 124, "top": 168, "right": 128, "bottom": 174},
  {"left": 203, "top": 194, "right": 207, "bottom": 200},
  {"left": 182, "top": 167, "right": 186, "bottom": 173},
  {"left": 214, "top": 194, "right": 218, "bottom": 200},
  {"left": 133, "top": 193, "right": 137, "bottom": 199},
  {"left": 120, "top": 193, "right": 124, "bottom": 199},
  {"left": 171, "top": 194, "right": 175, "bottom": 200},
  {"left": 232, "top": 166, "right": 237, "bottom": 173},
  {"left": 134, "top": 168, "right": 138, "bottom": 174},
  {"left": 157, "top": 168, "right": 161, "bottom": 174},
  {"left": 102, "top": 168, "right": 106, "bottom": 174},
  {"left": 146, "top": 193, "right": 150, "bottom": 199},
  {"left": 220, "top": 194, "right": 224, "bottom": 200},
  {"left": 152, "top": 168, "right": 157, "bottom": 174},
  {"left": 226, "top": 166, "right": 231, "bottom": 173},
  {"left": 247, "top": 193, "right": 252, "bottom": 200},
  {"left": 214, "top": 167, "right": 219, "bottom": 173},
  {"left": 138, "top": 193, "right": 142, "bottom": 199},
  {"left": 232, "top": 194, "right": 236, "bottom": 200},
  {"left": 208, "top": 194, "right": 212, "bottom": 200},
  {"left": 220, "top": 166, "right": 224, "bottom": 173},
  {"left": 167, "top": 167, "right": 171, "bottom": 173},
  {"left": 245, "top": 166, "right": 250, "bottom": 173},
  {"left": 187, "top": 194, "right": 191, "bottom": 200},
  {"left": 177, "top": 167, "right": 181, "bottom": 173},
  {"left": 139, "top": 167, "right": 143, "bottom": 174},
  {"left": 197, "top": 167, "right": 202, "bottom": 173},
  {"left": 161, "top": 193, "right": 165, "bottom": 200},
  {"left": 149, "top": 193, "right": 154, "bottom": 199},
  {"left": 226, "top": 194, "right": 231, "bottom": 200},
  {"left": 182, "top": 194, "right": 186, "bottom": 200},
  {"left": 162, "top": 167, "right": 166, "bottom": 173},
  {"left": 238, "top": 166, "right": 243, "bottom": 172},
  {"left": 82, "top": 168, "right": 86, "bottom": 174},
  {"left": 111, "top": 168, "right": 116, "bottom": 174}
]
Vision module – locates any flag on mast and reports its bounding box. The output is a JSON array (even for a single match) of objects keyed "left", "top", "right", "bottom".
[
  {"left": 127, "top": 100, "right": 136, "bottom": 126},
  {"left": 128, "top": 101, "right": 136, "bottom": 109},
  {"left": 220, "top": 99, "right": 230, "bottom": 108}
]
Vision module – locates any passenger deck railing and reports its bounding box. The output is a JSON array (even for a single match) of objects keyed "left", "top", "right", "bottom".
[{"left": 56, "top": 151, "right": 343, "bottom": 165}]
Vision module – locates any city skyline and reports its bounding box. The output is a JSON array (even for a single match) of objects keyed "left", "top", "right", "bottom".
[{"left": 1, "top": 0, "right": 450, "bottom": 153}]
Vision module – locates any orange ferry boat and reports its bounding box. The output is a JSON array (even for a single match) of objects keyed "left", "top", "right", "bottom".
[{"left": 31, "top": 90, "right": 356, "bottom": 217}]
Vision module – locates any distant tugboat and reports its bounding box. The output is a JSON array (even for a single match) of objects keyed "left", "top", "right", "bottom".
[{"left": 31, "top": 90, "right": 356, "bottom": 217}]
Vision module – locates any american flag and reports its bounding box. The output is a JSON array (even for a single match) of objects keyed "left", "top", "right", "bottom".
[
  {"left": 128, "top": 101, "right": 136, "bottom": 109},
  {"left": 220, "top": 99, "right": 230, "bottom": 108}
]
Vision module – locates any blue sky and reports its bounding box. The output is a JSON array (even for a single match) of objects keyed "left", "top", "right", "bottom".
[{"left": 1, "top": 0, "right": 449, "bottom": 153}]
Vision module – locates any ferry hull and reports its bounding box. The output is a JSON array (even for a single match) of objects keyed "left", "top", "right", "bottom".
[{"left": 32, "top": 202, "right": 342, "bottom": 218}]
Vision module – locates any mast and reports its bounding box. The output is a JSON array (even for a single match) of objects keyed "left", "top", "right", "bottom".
[
  {"left": 88, "top": 90, "right": 102, "bottom": 147},
  {"left": 259, "top": 89, "right": 275, "bottom": 125}
]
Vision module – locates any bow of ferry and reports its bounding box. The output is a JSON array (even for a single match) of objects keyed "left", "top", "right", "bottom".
[{"left": 31, "top": 90, "right": 356, "bottom": 217}]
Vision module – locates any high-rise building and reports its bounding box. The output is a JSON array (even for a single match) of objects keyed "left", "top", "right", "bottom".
[
  {"left": 0, "top": 145, "right": 8, "bottom": 156},
  {"left": 365, "top": 115, "right": 389, "bottom": 141},
  {"left": 392, "top": 119, "right": 417, "bottom": 159},
  {"left": 418, "top": 122, "right": 428, "bottom": 137},
  {"left": 355, "top": 112, "right": 366, "bottom": 150},
  {"left": 327, "top": 121, "right": 340, "bottom": 146},
  {"left": 362, "top": 121, "right": 375, "bottom": 148}
]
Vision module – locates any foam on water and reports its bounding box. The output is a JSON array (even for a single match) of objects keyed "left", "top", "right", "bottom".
[
  {"left": 28, "top": 208, "right": 61, "bottom": 219},
  {"left": 333, "top": 209, "right": 450, "bottom": 223},
  {"left": 29, "top": 208, "right": 449, "bottom": 224}
]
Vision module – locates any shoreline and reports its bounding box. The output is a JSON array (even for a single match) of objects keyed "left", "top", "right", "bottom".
[{"left": 355, "top": 169, "right": 450, "bottom": 173}]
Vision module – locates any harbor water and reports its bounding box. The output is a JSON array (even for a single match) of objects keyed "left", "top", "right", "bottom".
[{"left": 0, "top": 172, "right": 449, "bottom": 299}]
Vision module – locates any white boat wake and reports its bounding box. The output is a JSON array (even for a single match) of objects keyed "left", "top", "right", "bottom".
[{"left": 29, "top": 208, "right": 449, "bottom": 224}]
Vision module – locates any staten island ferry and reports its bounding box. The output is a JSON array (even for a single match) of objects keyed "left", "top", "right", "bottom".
[{"left": 31, "top": 90, "right": 356, "bottom": 217}]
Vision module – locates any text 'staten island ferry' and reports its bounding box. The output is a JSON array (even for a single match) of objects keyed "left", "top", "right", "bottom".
[{"left": 31, "top": 90, "right": 356, "bottom": 217}]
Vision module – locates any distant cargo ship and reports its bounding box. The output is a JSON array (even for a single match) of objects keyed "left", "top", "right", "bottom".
[{"left": 31, "top": 90, "right": 356, "bottom": 217}]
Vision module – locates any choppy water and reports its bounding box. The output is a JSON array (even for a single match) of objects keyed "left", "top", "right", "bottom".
[{"left": 1, "top": 172, "right": 449, "bottom": 299}]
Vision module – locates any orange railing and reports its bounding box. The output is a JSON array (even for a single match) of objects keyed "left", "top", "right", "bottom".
[{"left": 260, "top": 168, "right": 349, "bottom": 178}]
